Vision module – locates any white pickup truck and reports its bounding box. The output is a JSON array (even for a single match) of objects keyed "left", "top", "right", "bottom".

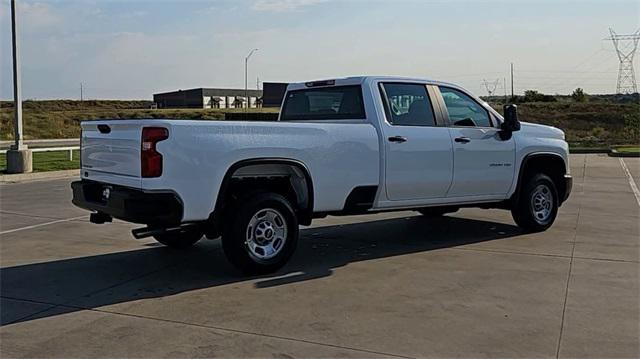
[{"left": 72, "top": 76, "right": 572, "bottom": 274}]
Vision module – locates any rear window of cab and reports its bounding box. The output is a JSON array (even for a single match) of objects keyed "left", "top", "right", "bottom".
[{"left": 280, "top": 85, "right": 366, "bottom": 121}]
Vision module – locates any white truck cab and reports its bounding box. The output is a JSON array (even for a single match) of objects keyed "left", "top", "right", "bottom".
[{"left": 72, "top": 76, "right": 571, "bottom": 274}]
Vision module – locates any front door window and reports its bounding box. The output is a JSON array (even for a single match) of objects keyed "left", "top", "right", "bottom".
[{"left": 439, "top": 87, "right": 492, "bottom": 127}]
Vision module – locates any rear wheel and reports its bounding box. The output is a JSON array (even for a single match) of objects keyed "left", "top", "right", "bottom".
[
  {"left": 221, "top": 192, "right": 298, "bottom": 275},
  {"left": 153, "top": 228, "right": 203, "bottom": 249},
  {"left": 511, "top": 173, "right": 558, "bottom": 232}
]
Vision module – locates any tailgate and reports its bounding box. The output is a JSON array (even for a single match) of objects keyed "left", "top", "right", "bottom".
[{"left": 81, "top": 122, "right": 141, "bottom": 177}]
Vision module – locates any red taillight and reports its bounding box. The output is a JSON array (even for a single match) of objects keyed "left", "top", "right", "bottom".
[{"left": 141, "top": 127, "right": 168, "bottom": 178}]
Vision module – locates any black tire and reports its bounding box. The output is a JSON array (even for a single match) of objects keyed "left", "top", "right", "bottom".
[
  {"left": 511, "top": 173, "right": 558, "bottom": 232},
  {"left": 221, "top": 192, "right": 298, "bottom": 275},
  {"left": 418, "top": 207, "right": 458, "bottom": 217},
  {"left": 153, "top": 228, "right": 203, "bottom": 249}
]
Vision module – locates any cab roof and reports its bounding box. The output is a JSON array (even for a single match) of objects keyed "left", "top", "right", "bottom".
[{"left": 286, "top": 76, "right": 461, "bottom": 91}]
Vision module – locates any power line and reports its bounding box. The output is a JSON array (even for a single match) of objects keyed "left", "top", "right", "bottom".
[
  {"left": 515, "top": 46, "right": 615, "bottom": 92},
  {"left": 517, "top": 70, "right": 617, "bottom": 74},
  {"left": 513, "top": 74, "right": 617, "bottom": 80},
  {"left": 540, "top": 47, "right": 616, "bottom": 94},
  {"left": 437, "top": 71, "right": 503, "bottom": 79},
  {"left": 564, "top": 48, "right": 607, "bottom": 72}
]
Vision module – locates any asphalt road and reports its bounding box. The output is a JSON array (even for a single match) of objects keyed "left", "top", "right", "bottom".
[{"left": 1, "top": 154, "right": 638, "bottom": 358}]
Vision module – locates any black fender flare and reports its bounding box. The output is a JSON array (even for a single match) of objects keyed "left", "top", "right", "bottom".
[
  {"left": 512, "top": 152, "right": 567, "bottom": 203},
  {"left": 212, "top": 157, "right": 315, "bottom": 225}
]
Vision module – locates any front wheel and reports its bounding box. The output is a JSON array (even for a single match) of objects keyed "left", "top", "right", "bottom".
[
  {"left": 222, "top": 192, "right": 298, "bottom": 275},
  {"left": 511, "top": 173, "right": 558, "bottom": 232}
]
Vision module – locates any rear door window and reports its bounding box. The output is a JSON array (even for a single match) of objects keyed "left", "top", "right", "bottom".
[
  {"left": 280, "top": 85, "right": 366, "bottom": 121},
  {"left": 381, "top": 83, "right": 437, "bottom": 126}
]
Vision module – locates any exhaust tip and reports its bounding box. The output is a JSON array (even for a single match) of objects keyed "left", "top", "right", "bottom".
[{"left": 132, "top": 223, "right": 199, "bottom": 240}]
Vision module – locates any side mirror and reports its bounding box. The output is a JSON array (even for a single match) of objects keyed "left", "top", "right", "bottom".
[
  {"left": 502, "top": 104, "right": 521, "bottom": 132},
  {"left": 499, "top": 104, "right": 520, "bottom": 140}
]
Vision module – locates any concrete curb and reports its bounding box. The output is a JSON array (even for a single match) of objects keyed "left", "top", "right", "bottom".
[
  {"left": 609, "top": 149, "right": 640, "bottom": 158},
  {"left": 569, "top": 148, "right": 610, "bottom": 154},
  {"left": 0, "top": 169, "right": 79, "bottom": 183}
]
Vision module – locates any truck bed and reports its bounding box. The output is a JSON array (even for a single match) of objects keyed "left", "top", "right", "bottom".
[{"left": 81, "top": 119, "right": 380, "bottom": 221}]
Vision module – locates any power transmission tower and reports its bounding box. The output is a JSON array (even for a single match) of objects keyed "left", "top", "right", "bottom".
[
  {"left": 606, "top": 28, "right": 640, "bottom": 94},
  {"left": 482, "top": 78, "right": 500, "bottom": 97}
]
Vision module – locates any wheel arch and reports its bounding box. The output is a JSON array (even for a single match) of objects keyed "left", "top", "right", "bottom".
[
  {"left": 211, "top": 158, "right": 315, "bottom": 227},
  {"left": 512, "top": 152, "right": 568, "bottom": 204}
]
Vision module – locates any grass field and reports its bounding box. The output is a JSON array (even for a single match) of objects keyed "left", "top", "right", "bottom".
[
  {"left": 0, "top": 150, "right": 80, "bottom": 173},
  {"left": 0, "top": 100, "right": 279, "bottom": 140},
  {"left": 0, "top": 98, "right": 638, "bottom": 173},
  {"left": 613, "top": 146, "right": 640, "bottom": 153},
  {"left": 1, "top": 99, "right": 638, "bottom": 148},
  {"left": 490, "top": 102, "right": 639, "bottom": 148}
]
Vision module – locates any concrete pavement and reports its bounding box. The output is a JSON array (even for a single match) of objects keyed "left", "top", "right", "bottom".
[{"left": 0, "top": 154, "right": 638, "bottom": 358}]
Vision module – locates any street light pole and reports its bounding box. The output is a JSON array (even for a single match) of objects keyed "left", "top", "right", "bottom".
[
  {"left": 244, "top": 48, "right": 258, "bottom": 111},
  {"left": 7, "top": 0, "right": 32, "bottom": 173},
  {"left": 11, "top": 0, "right": 23, "bottom": 150}
]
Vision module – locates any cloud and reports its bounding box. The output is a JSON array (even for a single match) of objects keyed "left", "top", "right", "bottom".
[
  {"left": 251, "top": 0, "right": 328, "bottom": 12},
  {"left": 200, "top": 5, "right": 217, "bottom": 14},
  {"left": 119, "top": 10, "right": 148, "bottom": 19},
  {"left": 20, "top": 2, "right": 62, "bottom": 30}
]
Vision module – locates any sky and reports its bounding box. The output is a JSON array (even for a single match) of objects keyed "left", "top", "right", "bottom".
[{"left": 1, "top": 0, "right": 639, "bottom": 100}]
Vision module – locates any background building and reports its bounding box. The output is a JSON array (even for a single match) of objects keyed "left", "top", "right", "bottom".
[
  {"left": 153, "top": 83, "right": 289, "bottom": 109},
  {"left": 153, "top": 88, "right": 263, "bottom": 109}
]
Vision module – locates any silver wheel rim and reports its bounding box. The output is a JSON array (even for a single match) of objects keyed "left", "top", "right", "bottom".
[
  {"left": 245, "top": 208, "right": 288, "bottom": 261},
  {"left": 531, "top": 184, "right": 554, "bottom": 224}
]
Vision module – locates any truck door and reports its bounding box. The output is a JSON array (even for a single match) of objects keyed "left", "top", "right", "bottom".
[
  {"left": 380, "top": 83, "right": 453, "bottom": 201},
  {"left": 436, "top": 86, "right": 516, "bottom": 198}
]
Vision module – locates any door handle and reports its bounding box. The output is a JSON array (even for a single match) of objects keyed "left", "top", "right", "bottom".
[
  {"left": 388, "top": 136, "right": 407, "bottom": 143},
  {"left": 454, "top": 136, "right": 471, "bottom": 143}
]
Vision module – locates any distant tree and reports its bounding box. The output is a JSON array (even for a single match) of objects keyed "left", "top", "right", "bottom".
[
  {"left": 523, "top": 90, "right": 541, "bottom": 102},
  {"left": 623, "top": 113, "right": 640, "bottom": 143},
  {"left": 571, "top": 88, "right": 587, "bottom": 102},
  {"left": 523, "top": 90, "right": 557, "bottom": 102}
]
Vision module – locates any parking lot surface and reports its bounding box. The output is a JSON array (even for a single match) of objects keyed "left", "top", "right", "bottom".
[{"left": 1, "top": 154, "right": 638, "bottom": 358}]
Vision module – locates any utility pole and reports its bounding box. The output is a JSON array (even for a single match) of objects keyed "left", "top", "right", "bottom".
[
  {"left": 606, "top": 28, "right": 640, "bottom": 94},
  {"left": 7, "top": 0, "right": 32, "bottom": 173},
  {"left": 80, "top": 82, "right": 83, "bottom": 101},
  {"left": 510, "top": 63, "right": 514, "bottom": 99},
  {"left": 504, "top": 77, "right": 507, "bottom": 103},
  {"left": 256, "top": 77, "right": 260, "bottom": 90},
  {"left": 244, "top": 48, "right": 258, "bottom": 111}
]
